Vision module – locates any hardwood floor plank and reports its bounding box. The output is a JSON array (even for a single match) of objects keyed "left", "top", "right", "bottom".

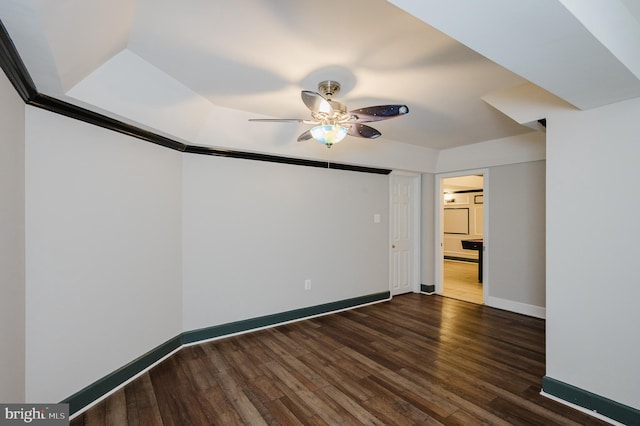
[
  {"left": 259, "top": 335, "right": 329, "bottom": 392},
  {"left": 321, "top": 384, "right": 386, "bottom": 425},
  {"left": 223, "top": 346, "right": 264, "bottom": 382},
  {"left": 264, "top": 357, "right": 354, "bottom": 424},
  {"left": 199, "top": 340, "right": 235, "bottom": 373},
  {"left": 445, "top": 408, "right": 493, "bottom": 425},
  {"left": 262, "top": 398, "right": 305, "bottom": 425},
  {"left": 177, "top": 350, "right": 218, "bottom": 392},
  {"left": 338, "top": 351, "right": 458, "bottom": 421},
  {"left": 148, "top": 357, "right": 211, "bottom": 425},
  {"left": 130, "top": 373, "right": 162, "bottom": 426},
  {"left": 359, "top": 374, "right": 439, "bottom": 425},
  {"left": 275, "top": 394, "right": 323, "bottom": 425},
  {"left": 104, "top": 388, "right": 127, "bottom": 426},
  {"left": 399, "top": 366, "right": 496, "bottom": 407},
  {"left": 298, "top": 352, "right": 375, "bottom": 402},
  {"left": 311, "top": 387, "right": 365, "bottom": 424},
  {"left": 215, "top": 370, "right": 268, "bottom": 425},
  {"left": 395, "top": 368, "right": 512, "bottom": 425},
  {"left": 361, "top": 397, "right": 416, "bottom": 425},
  {"left": 299, "top": 321, "right": 354, "bottom": 357},
  {"left": 267, "top": 326, "right": 310, "bottom": 358},
  {"left": 123, "top": 385, "right": 139, "bottom": 426},
  {"left": 488, "top": 395, "right": 574, "bottom": 425},
  {"left": 196, "top": 381, "right": 245, "bottom": 425},
  {"left": 245, "top": 374, "right": 284, "bottom": 403},
  {"left": 82, "top": 400, "right": 105, "bottom": 426},
  {"left": 71, "top": 294, "right": 610, "bottom": 425}
]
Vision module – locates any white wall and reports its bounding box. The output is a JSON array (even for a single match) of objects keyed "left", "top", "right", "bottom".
[
  {"left": 24, "top": 107, "right": 183, "bottom": 403},
  {"left": 546, "top": 97, "right": 640, "bottom": 410},
  {"left": 421, "top": 173, "right": 435, "bottom": 288},
  {"left": 20, "top": 104, "right": 389, "bottom": 404},
  {"left": 487, "top": 160, "right": 546, "bottom": 316},
  {"left": 182, "top": 154, "right": 389, "bottom": 330},
  {"left": 0, "top": 69, "right": 26, "bottom": 402}
]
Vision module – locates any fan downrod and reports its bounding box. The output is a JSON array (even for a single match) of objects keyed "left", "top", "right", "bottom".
[{"left": 318, "top": 80, "right": 341, "bottom": 99}]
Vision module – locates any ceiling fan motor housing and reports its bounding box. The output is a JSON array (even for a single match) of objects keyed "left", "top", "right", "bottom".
[{"left": 318, "top": 80, "right": 341, "bottom": 99}]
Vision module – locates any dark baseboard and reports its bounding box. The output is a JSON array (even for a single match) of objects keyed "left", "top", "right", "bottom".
[
  {"left": 63, "top": 291, "right": 390, "bottom": 416},
  {"left": 542, "top": 376, "right": 640, "bottom": 425},
  {"left": 182, "top": 291, "right": 390, "bottom": 344},
  {"left": 61, "top": 335, "right": 182, "bottom": 415},
  {"left": 421, "top": 284, "right": 435, "bottom": 293}
]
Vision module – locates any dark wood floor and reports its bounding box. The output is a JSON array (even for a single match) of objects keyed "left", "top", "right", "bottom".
[{"left": 70, "top": 294, "right": 608, "bottom": 425}]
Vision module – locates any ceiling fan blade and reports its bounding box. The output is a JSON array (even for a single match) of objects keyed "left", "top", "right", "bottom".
[
  {"left": 350, "top": 105, "right": 409, "bottom": 123},
  {"left": 297, "top": 129, "right": 314, "bottom": 142},
  {"left": 301, "top": 91, "right": 333, "bottom": 114},
  {"left": 348, "top": 123, "right": 382, "bottom": 139}
]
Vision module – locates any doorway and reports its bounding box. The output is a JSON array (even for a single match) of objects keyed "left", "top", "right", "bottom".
[{"left": 435, "top": 170, "right": 488, "bottom": 304}]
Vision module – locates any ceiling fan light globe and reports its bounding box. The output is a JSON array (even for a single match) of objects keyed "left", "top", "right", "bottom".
[{"left": 310, "top": 124, "right": 348, "bottom": 147}]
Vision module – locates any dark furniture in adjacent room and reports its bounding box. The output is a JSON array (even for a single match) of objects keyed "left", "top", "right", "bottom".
[{"left": 461, "top": 238, "right": 483, "bottom": 283}]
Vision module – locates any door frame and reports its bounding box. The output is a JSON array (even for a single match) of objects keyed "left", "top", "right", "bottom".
[
  {"left": 389, "top": 171, "right": 421, "bottom": 295},
  {"left": 434, "top": 168, "right": 489, "bottom": 301}
]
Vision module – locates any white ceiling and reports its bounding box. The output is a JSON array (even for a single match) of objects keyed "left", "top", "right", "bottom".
[
  {"left": 1, "top": 0, "right": 639, "bottom": 155},
  {"left": 443, "top": 175, "right": 484, "bottom": 193}
]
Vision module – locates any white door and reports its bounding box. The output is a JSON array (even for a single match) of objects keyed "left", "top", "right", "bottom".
[{"left": 390, "top": 175, "right": 414, "bottom": 295}]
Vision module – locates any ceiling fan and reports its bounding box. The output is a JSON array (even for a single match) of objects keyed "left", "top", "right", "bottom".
[{"left": 249, "top": 80, "right": 409, "bottom": 148}]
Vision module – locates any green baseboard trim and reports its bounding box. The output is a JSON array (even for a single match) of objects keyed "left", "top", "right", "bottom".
[
  {"left": 542, "top": 376, "right": 640, "bottom": 425},
  {"left": 63, "top": 292, "right": 390, "bottom": 416},
  {"left": 421, "top": 284, "right": 435, "bottom": 293},
  {"left": 182, "top": 291, "right": 390, "bottom": 344},
  {"left": 62, "top": 335, "right": 182, "bottom": 415}
]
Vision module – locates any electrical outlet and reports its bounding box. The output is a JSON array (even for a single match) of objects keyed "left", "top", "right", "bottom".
[{"left": 304, "top": 279, "right": 311, "bottom": 290}]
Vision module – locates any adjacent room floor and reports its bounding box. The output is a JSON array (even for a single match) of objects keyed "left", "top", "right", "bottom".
[{"left": 442, "top": 260, "right": 483, "bottom": 305}]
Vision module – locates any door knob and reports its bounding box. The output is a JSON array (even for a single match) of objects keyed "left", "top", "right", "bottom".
[{"left": 392, "top": 244, "right": 396, "bottom": 248}]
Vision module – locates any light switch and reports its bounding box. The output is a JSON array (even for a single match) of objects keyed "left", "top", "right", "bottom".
[{"left": 373, "top": 213, "right": 381, "bottom": 223}]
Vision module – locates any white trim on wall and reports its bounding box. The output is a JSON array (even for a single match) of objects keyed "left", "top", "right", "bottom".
[{"left": 485, "top": 296, "right": 546, "bottom": 319}]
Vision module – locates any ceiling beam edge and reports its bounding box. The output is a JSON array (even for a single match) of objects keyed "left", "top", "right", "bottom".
[{"left": 0, "top": 19, "right": 38, "bottom": 102}]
